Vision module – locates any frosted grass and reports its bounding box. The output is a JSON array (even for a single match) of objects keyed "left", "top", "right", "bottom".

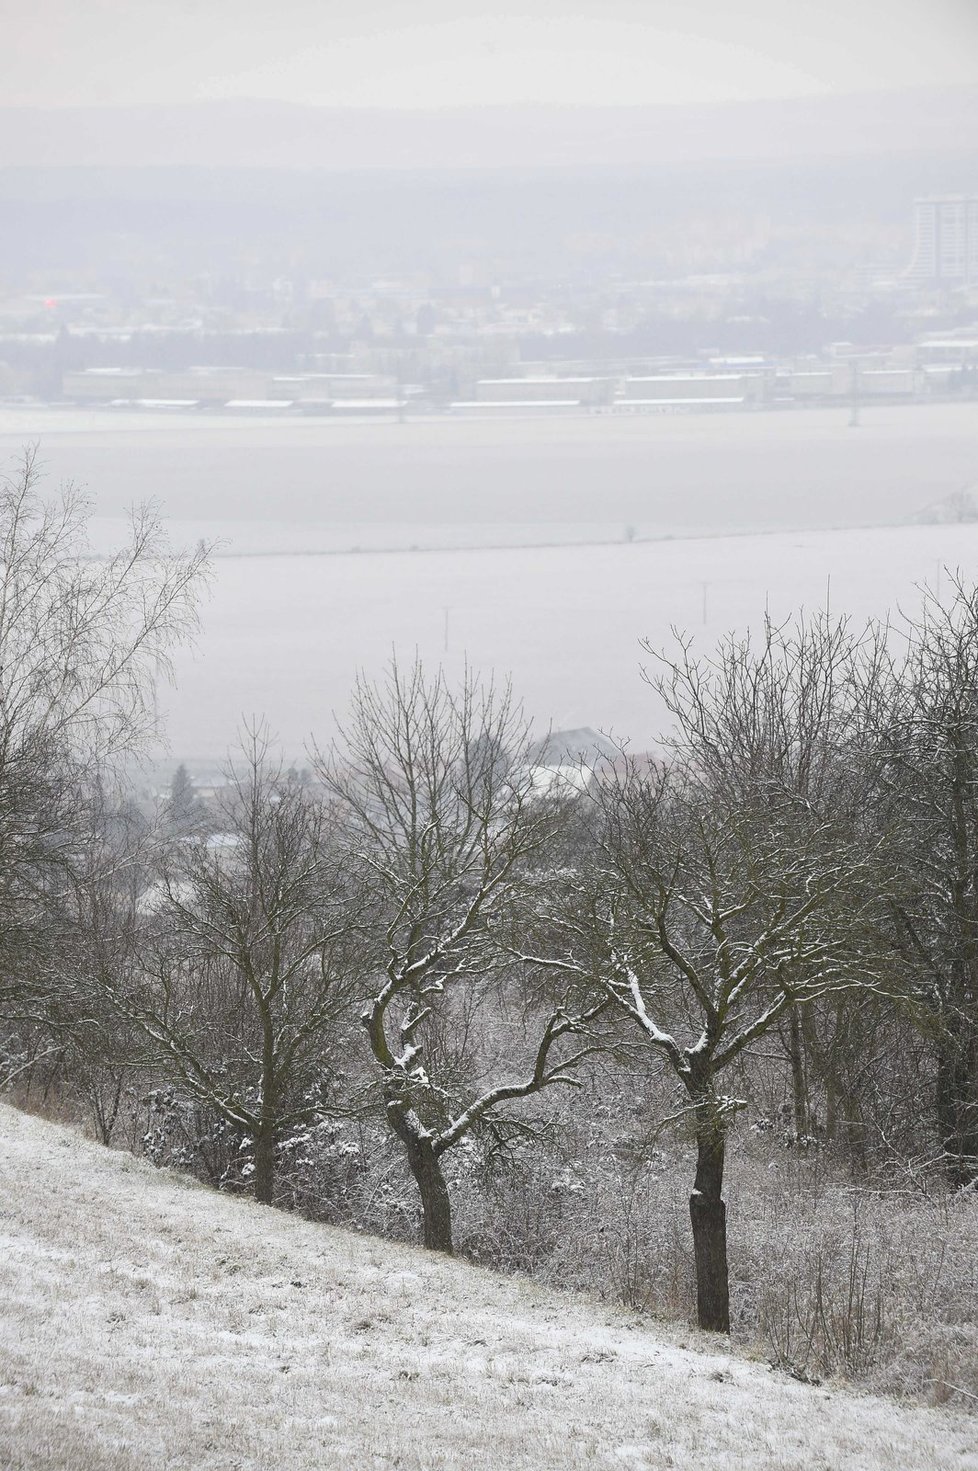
[{"left": 1, "top": 1103, "right": 974, "bottom": 1471}]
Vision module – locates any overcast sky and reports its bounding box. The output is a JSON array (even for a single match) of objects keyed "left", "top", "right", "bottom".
[{"left": 3, "top": 0, "right": 977, "bottom": 110}]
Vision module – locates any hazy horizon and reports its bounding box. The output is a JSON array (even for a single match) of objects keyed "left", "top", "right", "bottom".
[
  {"left": 4, "top": 0, "right": 978, "bottom": 757},
  {"left": 7, "top": 1, "right": 978, "bottom": 110},
  {"left": 3, "top": 85, "right": 977, "bottom": 171}
]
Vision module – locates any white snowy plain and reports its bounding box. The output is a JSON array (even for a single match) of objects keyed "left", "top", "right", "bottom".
[
  {"left": 0, "top": 1103, "right": 974, "bottom": 1471},
  {"left": 161, "top": 521, "right": 978, "bottom": 761}
]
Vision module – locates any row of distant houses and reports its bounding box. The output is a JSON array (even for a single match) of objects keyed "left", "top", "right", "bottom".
[
  {"left": 459, "top": 366, "right": 921, "bottom": 413},
  {"left": 59, "top": 367, "right": 412, "bottom": 415},
  {"left": 59, "top": 345, "right": 977, "bottom": 416}
]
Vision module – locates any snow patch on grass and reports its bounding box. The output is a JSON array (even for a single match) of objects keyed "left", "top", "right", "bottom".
[{"left": 0, "top": 1102, "right": 974, "bottom": 1470}]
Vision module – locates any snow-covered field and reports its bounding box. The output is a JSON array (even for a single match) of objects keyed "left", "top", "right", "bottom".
[
  {"left": 0, "top": 1103, "right": 973, "bottom": 1471},
  {"left": 5, "top": 403, "right": 978, "bottom": 760},
  {"left": 4, "top": 400, "right": 976, "bottom": 534},
  {"left": 162, "top": 521, "right": 978, "bottom": 760}
]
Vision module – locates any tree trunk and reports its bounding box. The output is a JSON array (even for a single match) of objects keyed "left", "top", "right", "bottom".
[
  {"left": 936, "top": 1022, "right": 978, "bottom": 1189},
  {"left": 91, "top": 1071, "right": 125, "bottom": 1147},
  {"left": 254, "top": 998, "right": 278, "bottom": 1205},
  {"left": 841, "top": 1095, "right": 869, "bottom": 1176},
  {"left": 825, "top": 1074, "right": 837, "bottom": 1142},
  {"left": 788, "top": 1005, "right": 809, "bottom": 1140},
  {"left": 689, "top": 1109, "right": 730, "bottom": 1334},
  {"left": 253, "top": 1123, "right": 276, "bottom": 1205},
  {"left": 405, "top": 1135, "right": 453, "bottom": 1254}
]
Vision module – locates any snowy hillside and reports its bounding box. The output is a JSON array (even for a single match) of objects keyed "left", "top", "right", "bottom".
[{"left": 0, "top": 1104, "right": 973, "bottom": 1471}]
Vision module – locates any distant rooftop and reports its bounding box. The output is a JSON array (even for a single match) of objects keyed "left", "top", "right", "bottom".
[
  {"left": 529, "top": 727, "right": 619, "bottom": 768},
  {"left": 224, "top": 399, "right": 294, "bottom": 409}
]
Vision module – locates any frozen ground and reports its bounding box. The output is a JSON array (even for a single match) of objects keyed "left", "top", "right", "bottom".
[
  {"left": 2, "top": 400, "right": 976, "bottom": 535},
  {"left": 0, "top": 1102, "right": 973, "bottom": 1471},
  {"left": 160, "top": 521, "right": 978, "bottom": 760}
]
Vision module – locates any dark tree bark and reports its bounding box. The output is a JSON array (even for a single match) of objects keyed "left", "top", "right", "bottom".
[
  {"left": 788, "top": 1004, "right": 810, "bottom": 1140},
  {"left": 386, "top": 1096, "right": 454, "bottom": 1253},
  {"left": 252, "top": 1000, "right": 278, "bottom": 1205},
  {"left": 689, "top": 1103, "right": 731, "bottom": 1334},
  {"left": 405, "top": 1135, "right": 454, "bottom": 1254},
  {"left": 936, "top": 1023, "right": 978, "bottom": 1189},
  {"left": 253, "top": 1122, "right": 276, "bottom": 1205}
]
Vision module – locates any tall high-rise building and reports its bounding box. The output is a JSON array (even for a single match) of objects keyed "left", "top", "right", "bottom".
[{"left": 907, "top": 196, "right": 978, "bottom": 285}]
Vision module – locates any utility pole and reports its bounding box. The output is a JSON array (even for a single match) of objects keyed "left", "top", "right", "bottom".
[{"left": 848, "top": 360, "right": 860, "bottom": 429}]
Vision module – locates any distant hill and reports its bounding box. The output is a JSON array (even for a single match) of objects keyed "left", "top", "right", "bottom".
[
  {"left": 2, "top": 87, "right": 978, "bottom": 171},
  {"left": 0, "top": 1102, "right": 972, "bottom": 1470}
]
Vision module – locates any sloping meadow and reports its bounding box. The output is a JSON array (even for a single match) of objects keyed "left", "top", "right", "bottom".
[{"left": 0, "top": 1103, "right": 974, "bottom": 1471}]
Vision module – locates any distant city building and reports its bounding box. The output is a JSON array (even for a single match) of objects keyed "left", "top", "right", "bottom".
[
  {"left": 473, "top": 376, "right": 611, "bottom": 406},
  {"left": 907, "top": 196, "right": 978, "bottom": 285}
]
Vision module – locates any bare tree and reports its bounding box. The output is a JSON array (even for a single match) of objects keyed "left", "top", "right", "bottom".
[
  {"left": 646, "top": 613, "right": 895, "bottom": 1163},
  {"left": 870, "top": 582, "right": 978, "bottom": 1187},
  {"left": 0, "top": 446, "right": 207, "bottom": 1070},
  {"left": 533, "top": 619, "right": 883, "bottom": 1333},
  {"left": 594, "top": 758, "right": 877, "bottom": 1331},
  {"left": 646, "top": 613, "right": 884, "bottom": 810},
  {"left": 318, "top": 662, "right": 606, "bottom": 1254},
  {"left": 104, "top": 730, "right": 358, "bottom": 1203}
]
